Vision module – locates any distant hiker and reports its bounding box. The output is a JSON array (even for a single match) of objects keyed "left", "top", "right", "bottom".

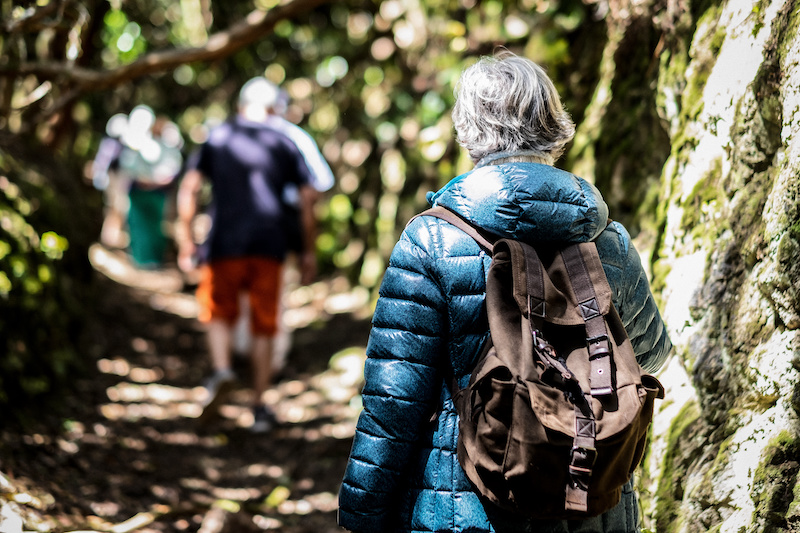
[
  {"left": 175, "top": 78, "right": 318, "bottom": 433},
  {"left": 92, "top": 106, "right": 183, "bottom": 267},
  {"left": 230, "top": 80, "right": 335, "bottom": 374},
  {"left": 338, "top": 51, "right": 672, "bottom": 532}
]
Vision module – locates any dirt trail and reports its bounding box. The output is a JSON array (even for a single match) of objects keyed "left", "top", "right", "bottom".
[{"left": 0, "top": 246, "right": 372, "bottom": 533}]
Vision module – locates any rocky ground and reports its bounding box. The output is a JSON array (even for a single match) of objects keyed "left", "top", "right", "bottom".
[{"left": 0, "top": 245, "right": 373, "bottom": 533}]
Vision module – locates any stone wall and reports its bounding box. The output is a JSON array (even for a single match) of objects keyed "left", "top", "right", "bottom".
[{"left": 580, "top": 0, "right": 800, "bottom": 530}]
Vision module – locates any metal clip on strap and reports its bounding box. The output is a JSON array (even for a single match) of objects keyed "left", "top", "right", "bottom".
[
  {"left": 565, "top": 415, "right": 596, "bottom": 512},
  {"left": 588, "top": 335, "right": 613, "bottom": 396}
]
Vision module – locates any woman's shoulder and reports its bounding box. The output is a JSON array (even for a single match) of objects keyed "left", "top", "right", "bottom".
[
  {"left": 401, "top": 212, "right": 486, "bottom": 259},
  {"left": 593, "top": 220, "right": 635, "bottom": 270}
]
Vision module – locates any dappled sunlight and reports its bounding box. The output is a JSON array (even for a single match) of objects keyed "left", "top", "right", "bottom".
[
  {"left": 104, "top": 382, "right": 193, "bottom": 404},
  {"left": 95, "top": 348, "right": 366, "bottom": 437},
  {"left": 99, "top": 358, "right": 168, "bottom": 384},
  {"left": 149, "top": 291, "right": 200, "bottom": 319},
  {"left": 99, "top": 400, "right": 202, "bottom": 422},
  {"left": 1, "top": 243, "right": 371, "bottom": 532},
  {"left": 88, "top": 243, "right": 184, "bottom": 294},
  {"left": 283, "top": 421, "right": 356, "bottom": 442},
  {"left": 274, "top": 491, "right": 338, "bottom": 515},
  {"left": 97, "top": 355, "right": 211, "bottom": 423},
  {"left": 210, "top": 487, "right": 262, "bottom": 501}
]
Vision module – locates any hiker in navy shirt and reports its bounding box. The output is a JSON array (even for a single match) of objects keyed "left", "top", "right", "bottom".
[
  {"left": 230, "top": 83, "right": 336, "bottom": 374},
  {"left": 176, "top": 78, "right": 317, "bottom": 433},
  {"left": 338, "top": 51, "right": 671, "bottom": 533}
]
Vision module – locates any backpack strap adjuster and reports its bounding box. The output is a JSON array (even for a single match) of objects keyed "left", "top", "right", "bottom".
[
  {"left": 587, "top": 335, "right": 611, "bottom": 359},
  {"left": 567, "top": 416, "right": 597, "bottom": 508},
  {"left": 572, "top": 416, "right": 597, "bottom": 478},
  {"left": 587, "top": 335, "right": 614, "bottom": 396},
  {"left": 569, "top": 445, "right": 597, "bottom": 474}
]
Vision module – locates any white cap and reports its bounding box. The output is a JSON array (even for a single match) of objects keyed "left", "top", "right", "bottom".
[{"left": 239, "top": 77, "right": 280, "bottom": 109}]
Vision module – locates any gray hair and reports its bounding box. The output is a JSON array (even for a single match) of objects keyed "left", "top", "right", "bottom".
[
  {"left": 452, "top": 52, "right": 576, "bottom": 164},
  {"left": 239, "top": 77, "right": 280, "bottom": 109}
]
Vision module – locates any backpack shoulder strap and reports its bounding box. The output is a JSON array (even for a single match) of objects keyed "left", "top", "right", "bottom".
[
  {"left": 560, "top": 243, "right": 613, "bottom": 397},
  {"left": 410, "top": 206, "right": 495, "bottom": 253},
  {"left": 408, "top": 206, "right": 497, "bottom": 400}
]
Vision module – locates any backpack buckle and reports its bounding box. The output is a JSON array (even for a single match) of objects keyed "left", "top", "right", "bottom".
[
  {"left": 570, "top": 445, "right": 597, "bottom": 467},
  {"left": 569, "top": 446, "right": 597, "bottom": 486},
  {"left": 587, "top": 335, "right": 614, "bottom": 396},
  {"left": 587, "top": 335, "right": 611, "bottom": 360}
]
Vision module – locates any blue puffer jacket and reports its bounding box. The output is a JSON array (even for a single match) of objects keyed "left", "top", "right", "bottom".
[{"left": 338, "top": 160, "right": 672, "bottom": 533}]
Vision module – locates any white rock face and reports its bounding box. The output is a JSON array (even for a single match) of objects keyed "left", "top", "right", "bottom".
[{"left": 645, "top": 0, "right": 800, "bottom": 529}]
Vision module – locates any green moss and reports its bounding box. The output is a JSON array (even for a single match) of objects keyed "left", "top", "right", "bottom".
[
  {"left": 787, "top": 475, "right": 800, "bottom": 521},
  {"left": 751, "top": 0, "right": 769, "bottom": 37},
  {"left": 679, "top": 5, "right": 726, "bottom": 126},
  {"left": 656, "top": 48, "right": 687, "bottom": 114},
  {"left": 741, "top": 392, "right": 781, "bottom": 413},
  {"left": 776, "top": 2, "right": 800, "bottom": 60},
  {"left": 654, "top": 400, "right": 702, "bottom": 532},
  {"left": 649, "top": 259, "right": 671, "bottom": 309},
  {"left": 789, "top": 223, "right": 800, "bottom": 242},
  {"left": 639, "top": 141, "right": 678, "bottom": 304},
  {"left": 677, "top": 432, "right": 738, "bottom": 530},
  {"left": 750, "top": 430, "right": 800, "bottom": 531},
  {"left": 732, "top": 169, "right": 773, "bottom": 276},
  {"left": 690, "top": 0, "right": 726, "bottom": 23},
  {"left": 708, "top": 21, "right": 726, "bottom": 54},
  {"left": 679, "top": 159, "right": 726, "bottom": 256}
]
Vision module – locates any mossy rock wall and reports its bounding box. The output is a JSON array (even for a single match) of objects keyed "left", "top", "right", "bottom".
[{"left": 585, "top": 0, "right": 800, "bottom": 530}]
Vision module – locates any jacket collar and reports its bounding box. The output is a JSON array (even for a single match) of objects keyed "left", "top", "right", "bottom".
[
  {"left": 475, "top": 150, "right": 553, "bottom": 168},
  {"left": 426, "top": 157, "right": 609, "bottom": 244}
]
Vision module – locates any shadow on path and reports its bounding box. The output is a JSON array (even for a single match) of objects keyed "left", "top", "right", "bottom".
[{"left": 1, "top": 246, "right": 372, "bottom": 533}]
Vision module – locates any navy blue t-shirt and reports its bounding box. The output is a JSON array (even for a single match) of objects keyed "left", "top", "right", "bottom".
[{"left": 189, "top": 116, "right": 313, "bottom": 262}]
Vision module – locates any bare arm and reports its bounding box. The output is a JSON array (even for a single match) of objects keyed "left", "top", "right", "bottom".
[
  {"left": 298, "top": 184, "right": 319, "bottom": 285},
  {"left": 175, "top": 169, "right": 204, "bottom": 272}
]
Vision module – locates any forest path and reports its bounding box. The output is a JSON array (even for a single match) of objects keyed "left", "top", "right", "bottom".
[{"left": 1, "top": 245, "right": 372, "bottom": 533}]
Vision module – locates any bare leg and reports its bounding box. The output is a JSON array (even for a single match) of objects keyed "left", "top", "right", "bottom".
[
  {"left": 272, "top": 257, "right": 296, "bottom": 373},
  {"left": 250, "top": 334, "right": 273, "bottom": 406},
  {"left": 207, "top": 319, "right": 233, "bottom": 372},
  {"left": 199, "top": 319, "right": 236, "bottom": 422}
]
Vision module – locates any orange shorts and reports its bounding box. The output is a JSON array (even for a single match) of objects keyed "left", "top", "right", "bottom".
[{"left": 196, "top": 257, "right": 283, "bottom": 335}]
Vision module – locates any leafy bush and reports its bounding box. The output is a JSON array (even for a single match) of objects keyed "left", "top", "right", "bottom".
[{"left": 0, "top": 145, "right": 96, "bottom": 427}]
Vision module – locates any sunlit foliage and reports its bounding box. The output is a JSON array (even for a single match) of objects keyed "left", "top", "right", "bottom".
[
  {"left": 0, "top": 0, "right": 607, "bottom": 420},
  {"left": 0, "top": 150, "right": 91, "bottom": 423},
  {"left": 1, "top": 0, "right": 604, "bottom": 285}
]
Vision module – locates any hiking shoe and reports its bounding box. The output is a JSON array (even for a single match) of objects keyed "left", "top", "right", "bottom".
[
  {"left": 198, "top": 369, "right": 236, "bottom": 423},
  {"left": 251, "top": 405, "right": 278, "bottom": 434}
]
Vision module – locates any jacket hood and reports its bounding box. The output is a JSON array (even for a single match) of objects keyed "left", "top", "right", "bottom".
[{"left": 426, "top": 161, "right": 609, "bottom": 244}]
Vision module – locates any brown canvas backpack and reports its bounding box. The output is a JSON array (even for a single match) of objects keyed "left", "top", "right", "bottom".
[{"left": 420, "top": 206, "right": 665, "bottom": 519}]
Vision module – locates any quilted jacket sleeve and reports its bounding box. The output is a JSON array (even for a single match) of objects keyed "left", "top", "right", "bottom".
[
  {"left": 596, "top": 222, "right": 672, "bottom": 374},
  {"left": 338, "top": 222, "right": 447, "bottom": 533}
]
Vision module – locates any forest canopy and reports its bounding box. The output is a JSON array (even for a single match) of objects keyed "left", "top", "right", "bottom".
[
  {"left": 0, "top": 0, "right": 613, "bottom": 420},
  {"left": 1, "top": 0, "right": 612, "bottom": 299}
]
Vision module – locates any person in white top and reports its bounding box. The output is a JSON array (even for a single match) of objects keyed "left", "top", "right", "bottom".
[{"left": 232, "top": 77, "right": 335, "bottom": 374}]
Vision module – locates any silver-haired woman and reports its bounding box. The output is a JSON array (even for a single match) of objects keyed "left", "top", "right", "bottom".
[{"left": 338, "top": 51, "right": 671, "bottom": 533}]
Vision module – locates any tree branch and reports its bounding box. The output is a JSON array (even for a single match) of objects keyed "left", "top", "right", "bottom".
[
  {"left": 1, "top": 0, "right": 331, "bottom": 90},
  {"left": 4, "top": 0, "right": 66, "bottom": 34}
]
